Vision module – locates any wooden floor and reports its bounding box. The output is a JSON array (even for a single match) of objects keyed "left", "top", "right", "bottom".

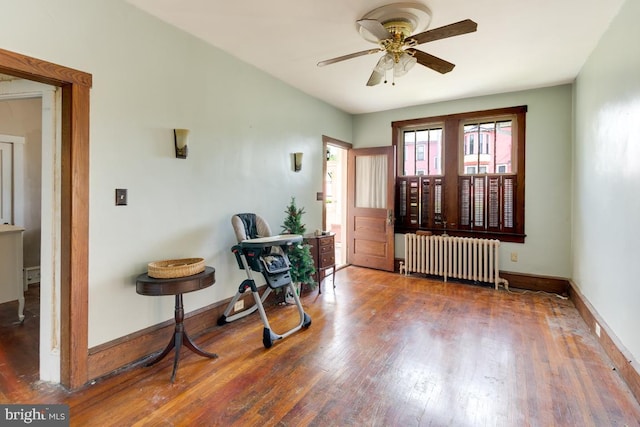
[{"left": 1, "top": 267, "right": 640, "bottom": 426}]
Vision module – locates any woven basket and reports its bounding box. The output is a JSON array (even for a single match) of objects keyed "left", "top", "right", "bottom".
[{"left": 147, "top": 258, "right": 205, "bottom": 279}]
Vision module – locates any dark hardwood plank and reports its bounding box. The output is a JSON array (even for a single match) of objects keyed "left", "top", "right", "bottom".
[
  {"left": 0, "top": 285, "right": 41, "bottom": 404},
  {"left": 1, "top": 267, "right": 639, "bottom": 426}
]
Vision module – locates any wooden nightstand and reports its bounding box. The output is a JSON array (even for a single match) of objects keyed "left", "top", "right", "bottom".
[{"left": 304, "top": 233, "right": 335, "bottom": 294}]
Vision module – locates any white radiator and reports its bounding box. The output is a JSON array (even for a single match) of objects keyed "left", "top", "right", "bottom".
[{"left": 402, "top": 233, "right": 508, "bottom": 290}]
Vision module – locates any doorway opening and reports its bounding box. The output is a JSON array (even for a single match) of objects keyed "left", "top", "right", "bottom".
[
  {"left": 323, "top": 136, "right": 351, "bottom": 268},
  {"left": 1, "top": 79, "right": 59, "bottom": 383}
]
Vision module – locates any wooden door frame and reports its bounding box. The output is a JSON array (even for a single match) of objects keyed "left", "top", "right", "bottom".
[
  {"left": 0, "top": 47, "right": 91, "bottom": 390},
  {"left": 321, "top": 135, "right": 352, "bottom": 231}
]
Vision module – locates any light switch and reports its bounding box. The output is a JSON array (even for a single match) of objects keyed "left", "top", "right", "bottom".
[{"left": 115, "top": 189, "right": 128, "bottom": 206}]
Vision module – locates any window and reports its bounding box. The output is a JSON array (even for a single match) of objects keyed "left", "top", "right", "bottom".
[
  {"left": 402, "top": 127, "right": 442, "bottom": 176},
  {"left": 463, "top": 120, "right": 513, "bottom": 174},
  {"left": 393, "top": 106, "right": 527, "bottom": 242}
]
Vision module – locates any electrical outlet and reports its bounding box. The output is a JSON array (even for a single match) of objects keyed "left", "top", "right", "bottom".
[
  {"left": 234, "top": 300, "right": 244, "bottom": 312},
  {"left": 595, "top": 322, "right": 601, "bottom": 338},
  {"left": 510, "top": 252, "right": 518, "bottom": 262}
]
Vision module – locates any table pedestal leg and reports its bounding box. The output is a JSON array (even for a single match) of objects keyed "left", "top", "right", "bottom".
[{"left": 145, "top": 294, "right": 218, "bottom": 382}]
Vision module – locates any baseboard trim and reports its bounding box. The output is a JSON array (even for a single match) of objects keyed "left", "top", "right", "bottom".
[
  {"left": 499, "top": 271, "right": 570, "bottom": 294},
  {"left": 87, "top": 287, "right": 280, "bottom": 381},
  {"left": 568, "top": 280, "right": 640, "bottom": 404}
]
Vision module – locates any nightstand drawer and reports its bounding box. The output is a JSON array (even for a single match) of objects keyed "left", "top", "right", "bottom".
[
  {"left": 318, "top": 237, "right": 333, "bottom": 248},
  {"left": 319, "top": 253, "right": 335, "bottom": 268},
  {"left": 319, "top": 243, "right": 334, "bottom": 255}
]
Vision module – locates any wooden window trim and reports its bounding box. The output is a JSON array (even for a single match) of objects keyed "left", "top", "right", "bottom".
[{"left": 392, "top": 106, "right": 526, "bottom": 243}]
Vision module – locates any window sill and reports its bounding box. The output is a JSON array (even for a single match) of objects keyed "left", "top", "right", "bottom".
[{"left": 394, "top": 226, "right": 526, "bottom": 244}]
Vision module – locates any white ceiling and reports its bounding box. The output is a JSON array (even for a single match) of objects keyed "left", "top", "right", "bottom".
[{"left": 125, "top": 0, "right": 625, "bottom": 115}]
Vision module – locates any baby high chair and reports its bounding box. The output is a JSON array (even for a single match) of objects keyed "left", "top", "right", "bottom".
[{"left": 217, "top": 213, "right": 311, "bottom": 348}]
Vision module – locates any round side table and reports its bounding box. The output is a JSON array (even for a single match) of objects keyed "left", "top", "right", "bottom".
[{"left": 136, "top": 266, "right": 217, "bottom": 382}]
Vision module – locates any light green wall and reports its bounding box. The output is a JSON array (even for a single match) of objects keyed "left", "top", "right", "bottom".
[
  {"left": 573, "top": 0, "right": 640, "bottom": 363},
  {"left": 353, "top": 85, "right": 574, "bottom": 278},
  {"left": 0, "top": 0, "right": 352, "bottom": 347}
]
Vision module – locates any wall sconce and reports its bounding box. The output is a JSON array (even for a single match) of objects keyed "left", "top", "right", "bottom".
[
  {"left": 293, "top": 152, "right": 303, "bottom": 172},
  {"left": 174, "top": 129, "right": 189, "bottom": 159}
]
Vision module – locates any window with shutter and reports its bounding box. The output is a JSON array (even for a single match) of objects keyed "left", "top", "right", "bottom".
[
  {"left": 393, "top": 106, "right": 526, "bottom": 243},
  {"left": 396, "top": 176, "right": 444, "bottom": 230}
]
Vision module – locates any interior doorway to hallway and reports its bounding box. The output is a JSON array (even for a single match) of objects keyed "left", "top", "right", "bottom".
[
  {"left": 322, "top": 136, "right": 352, "bottom": 269},
  {"left": 1, "top": 77, "right": 60, "bottom": 384}
]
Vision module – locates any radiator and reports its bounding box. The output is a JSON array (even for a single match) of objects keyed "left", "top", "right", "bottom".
[{"left": 402, "top": 233, "right": 508, "bottom": 290}]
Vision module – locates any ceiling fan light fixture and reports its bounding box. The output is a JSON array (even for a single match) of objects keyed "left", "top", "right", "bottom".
[
  {"left": 374, "top": 53, "right": 395, "bottom": 73},
  {"left": 393, "top": 52, "right": 417, "bottom": 77}
]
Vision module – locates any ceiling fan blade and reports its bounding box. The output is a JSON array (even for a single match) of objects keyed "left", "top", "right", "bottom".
[
  {"left": 408, "top": 19, "right": 477, "bottom": 45},
  {"left": 317, "top": 48, "right": 382, "bottom": 67},
  {"left": 407, "top": 49, "right": 455, "bottom": 74},
  {"left": 357, "top": 19, "right": 392, "bottom": 41},
  {"left": 366, "top": 69, "right": 384, "bottom": 86}
]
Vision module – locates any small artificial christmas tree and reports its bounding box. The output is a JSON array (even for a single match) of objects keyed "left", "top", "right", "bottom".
[
  {"left": 282, "top": 196, "right": 307, "bottom": 235},
  {"left": 281, "top": 197, "right": 316, "bottom": 288}
]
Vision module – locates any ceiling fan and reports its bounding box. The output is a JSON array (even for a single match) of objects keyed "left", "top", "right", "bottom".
[{"left": 317, "top": 3, "right": 477, "bottom": 86}]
